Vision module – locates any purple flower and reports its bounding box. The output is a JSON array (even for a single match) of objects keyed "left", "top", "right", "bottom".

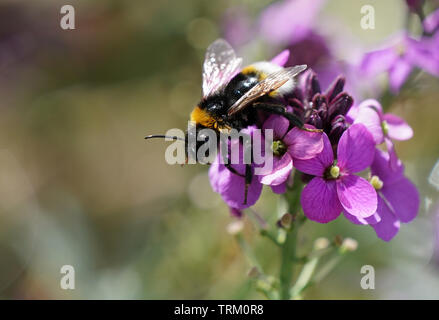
[
  {"left": 346, "top": 149, "right": 419, "bottom": 241},
  {"left": 294, "top": 124, "right": 377, "bottom": 223},
  {"left": 256, "top": 115, "right": 323, "bottom": 190},
  {"left": 222, "top": 6, "right": 253, "bottom": 47},
  {"left": 283, "top": 31, "right": 332, "bottom": 70},
  {"left": 360, "top": 32, "right": 439, "bottom": 93},
  {"left": 259, "top": 0, "right": 326, "bottom": 45},
  {"left": 424, "top": 8, "right": 439, "bottom": 34},
  {"left": 209, "top": 126, "right": 263, "bottom": 210},
  {"left": 349, "top": 99, "right": 413, "bottom": 170},
  {"left": 270, "top": 49, "right": 290, "bottom": 67}
]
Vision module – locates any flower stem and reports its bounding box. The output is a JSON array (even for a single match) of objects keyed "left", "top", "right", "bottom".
[
  {"left": 279, "top": 173, "right": 303, "bottom": 300},
  {"left": 279, "top": 224, "right": 298, "bottom": 299},
  {"left": 235, "top": 233, "right": 263, "bottom": 272}
]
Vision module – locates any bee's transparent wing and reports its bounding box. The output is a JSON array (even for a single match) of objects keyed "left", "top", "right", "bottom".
[
  {"left": 202, "top": 39, "right": 243, "bottom": 97},
  {"left": 227, "top": 65, "right": 307, "bottom": 116}
]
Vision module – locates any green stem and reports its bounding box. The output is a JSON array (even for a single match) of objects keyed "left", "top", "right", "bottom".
[
  {"left": 235, "top": 233, "right": 262, "bottom": 272},
  {"left": 290, "top": 254, "right": 319, "bottom": 299},
  {"left": 290, "top": 246, "right": 334, "bottom": 298},
  {"left": 279, "top": 225, "right": 298, "bottom": 299},
  {"left": 279, "top": 173, "right": 303, "bottom": 300}
]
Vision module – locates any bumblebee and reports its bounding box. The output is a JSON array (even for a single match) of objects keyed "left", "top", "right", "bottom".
[{"left": 146, "top": 39, "right": 309, "bottom": 204}]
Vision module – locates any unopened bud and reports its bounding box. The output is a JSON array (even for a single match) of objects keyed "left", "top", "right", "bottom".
[
  {"left": 247, "top": 266, "right": 261, "bottom": 278},
  {"left": 227, "top": 220, "right": 244, "bottom": 235},
  {"left": 314, "top": 237, "right": 330, "bottom": 250},
  {"left": 334, "top": 235, "right": 343, "bottom": 247},
  {"left": 277, "top": 229, "right": 287, "bottom": 244},
  {"left": 340, "top": 237, "right": 358, "bottom": 254},
  {"left": 279, "top": 213, "right": 293, "bottom": 229}
]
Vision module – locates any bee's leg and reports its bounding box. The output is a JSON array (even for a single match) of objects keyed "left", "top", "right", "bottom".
[
  {"left": 244, "top": 164, "right": 252, "bottom": 205},
  {"left": 224, "top": 163, "right": 245, "bottom": 177},
  {"left": 221, "top": 133, "right": 254, "bottom": 205},
  {"left": 223, "top": 163, "right": 251, "bottom": 205},
  {"left": 252, "top": 103, "right": 322, "bottom": 133}
]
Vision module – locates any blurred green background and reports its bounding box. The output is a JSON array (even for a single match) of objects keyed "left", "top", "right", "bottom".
[{"left": 0, "top": 0, "right": 438, "bottom": 299}]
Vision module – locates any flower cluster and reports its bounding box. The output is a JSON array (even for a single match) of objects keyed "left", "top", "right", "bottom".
[
  {"left": 209, "top": 51, "right": 420, "bottom": 241},
  {"left": 209, "top": 0, "right": 439, "bottom": 241}
]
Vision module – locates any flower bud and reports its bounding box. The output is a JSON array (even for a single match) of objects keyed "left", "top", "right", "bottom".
[
  {"left": 340, "top": 237, "right": 358, "bottom": 254},
  {"left": 305, "top": 71, "right": 321, "bottom": 100},
  {"left": 227, "top": 220, "right": 244, "bottom": 235},
  {"left": 247, "top": 266, "right": 261, "bottom": 278},
  {"left": 314, "top": 237, "right": 330, "bottom": 250},
  {"left": 329, "top": 115, "right": 347, "bottom": 144},
  {"left": 308, "top": 111, "right": 323, "bottom": 129},
  {"left": 334, "top": 235, "right": 343, "bottom": 246},
  {"left": 277, "top": 228, "right": 287, "bottom": 244},
  {"left": 328, "top": 93, "right": 353, "bottom": 120},
  {"left": 325, "top": 76, "right": 346, "bottom": 103},
  {"left": 278, "top": 213, "right": 293, "bottom": 229}
]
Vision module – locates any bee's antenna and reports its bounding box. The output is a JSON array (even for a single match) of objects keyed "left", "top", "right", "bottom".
[{"left": 144, "top": 135, "right": 185, "bottom": 142}]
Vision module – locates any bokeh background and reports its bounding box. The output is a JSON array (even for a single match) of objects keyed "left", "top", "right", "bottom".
[{"left": 0, "top": 0, "right": 438, "bottom": 299}]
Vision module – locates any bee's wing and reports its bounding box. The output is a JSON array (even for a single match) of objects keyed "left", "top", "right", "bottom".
[
  {"left": 202, "top": 39, "right": 243, "bottom": 97},
  {"left": 227, "top": 65, "right": 307, "bottom": 116}
]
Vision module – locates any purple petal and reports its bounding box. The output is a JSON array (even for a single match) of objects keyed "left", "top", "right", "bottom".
[
  {"left": 388, "top": 59, "right": 412, "bottom": 93},
  {"left": 301, "top": 177, "right": 342, "bottom": 223},
  {"left": 337, "top": 124, "right": 375, "bottom": 173},
  {"left": 371, "top": 148, "right": 404, "bottom": 184},
  {"left": 270, "top": 50, "right": 290, "bottom": 67},
  {"left": 406, "top": 35, "right": 439, "bottom": 77},
  {"left": 284, "top": 125, "right": 324, "bottom": 160},
  {"left": 344, "top": 211, "right": 381, "bottom": 225},
  {"left": 353, "top": 103, "right": 384, "bottom": 144},
  {"left": 210, "top": 136, "right": 263, "bottom": 209},
  {"left": 336, "top": 175, "right": 377, "bottom": 219},
  {"left": 293, "top": 133, "right": 333, "bottom": 177},
  {"left": 372, "top": 196, "right": 400, "bottom": 242},
  {"left": 424, "top": 8, "right": 439, "bottom": 33},
  {"left": 385, "top": 137, "right": 400, "bottom": 172},
  {"left": 382, "top": 176, "right": 419, "bottom": 223},
  {"left": 383, "top": 113, "right": 413, "bottom": 141},
  {"left": 271, "top": 181, "right": 287, "bottom": 194},
  {"left": 216, "top": 166, "right": 263, "bottom": 209},
  {"left": 347, "top": 99, "right": 382, "bottom": 124},
  {"left": 360, "top": 47, "right": 399, "bottom": 76},
  {"left": 209, "top": 156, "right": 225, "bottom": 193},
  {"left": 222, "top": 7, "right": 252, "bottom": 47},
  {"left": 263, "top": 114, "right": 290, "bottom": 140},
  {"left": 259, "top": 153, "right": 293, "bottom": 186},
  {"left": 259, "top": 0, "right": 326, "bottom": 45}
]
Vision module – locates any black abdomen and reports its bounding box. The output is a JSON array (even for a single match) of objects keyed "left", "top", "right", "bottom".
[
  {"left": 197, "top": 72, "right": 261, "bottom": 130},
  {"left": 224, "top": 72, "right": 259, "bottom": 107}
]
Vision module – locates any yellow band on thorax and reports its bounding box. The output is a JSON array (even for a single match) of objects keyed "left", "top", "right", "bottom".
[{"left": 190, "top": 106, "right": 217, "bottom": 129}]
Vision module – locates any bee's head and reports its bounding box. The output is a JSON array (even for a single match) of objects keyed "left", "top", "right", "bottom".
[
  {"left": 185, "top": 123, "right": 218, "bottom": 164},
  {"left": 145, "top": 123, "right": 217, "bottom": 165}
]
